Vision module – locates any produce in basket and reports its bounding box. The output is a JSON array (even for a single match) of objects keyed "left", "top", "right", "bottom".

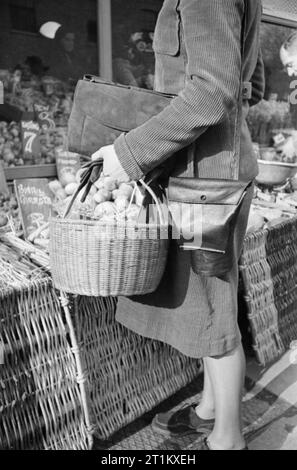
[{"left": 57, "top": 169, "right": 148, "bottom": 224}]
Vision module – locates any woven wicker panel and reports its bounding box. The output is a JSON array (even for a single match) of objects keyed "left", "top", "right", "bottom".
[
  {"left": 263, "top": 0, "right": 297, "bottom": 21},
  {"left": 0, "top": 278, "right": 89, "bottom": 450},
  {"left": 71, "top": 295, "right": 200, "bottom": 440},
  {"left": 239, "top": 217, "right": 297, "bottom": 365}
]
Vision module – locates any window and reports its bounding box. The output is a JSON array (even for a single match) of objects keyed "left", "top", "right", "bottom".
[
  {"left": 87, "top": 20, "right": 97, "bottom": 44},
  {"left": 10, "top": 0, "right": 37, "bottom": 34},
  {"left": 247, "top": 22, "right": 297, "bottom": 148},
  {"left": 140, "top": 9, "right": 159, "bottom": 31}
]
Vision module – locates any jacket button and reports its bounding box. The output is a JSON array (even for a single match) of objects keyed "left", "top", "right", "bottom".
[{"left": 200, "top": 195, "right": 207, "bottom": 201}]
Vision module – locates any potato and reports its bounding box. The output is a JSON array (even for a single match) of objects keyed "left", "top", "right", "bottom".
[
  {"left": 93, "top": 192, "right": 106, "bottom": 204},
  {"left": 103, "top": 176, "right": 117, "bottom": 191},
  {"left": 112, "top": 189, "right": 120, "bottom": 200},
  {"left": 100, "top": 189, "right": 112, "bottom": 201},
  {"left": 48, "top": 179, "right": 63, "bottom": 194},
  {"left": 93, "top": 189, "right": 111, "bottom": 204},
  {"left": 94, "top": 178, "right": 105, "bottom": 190},
  {"left": 118, "top": 184, "right": 134, "bottom": 199},
  {"left": 65, "top": 182, "right": 79, "bottom": 196},
  {"left": 115, "top": 196, "right": 129, "bottom": 212},
  {"left": 56, "top": 188, "right": 67, "bottom": 200},
  {"left": 94, "top": 201, "right": 116, "bottom": 219},
  {"left": 99, "top": 214, "right": 116, "bottom": 223},
  {"left": 62, "top": 172, "right": 76, "bottom": 186},
  {"left": 119, "top": 182, "right": 133, "bottom": 191}
]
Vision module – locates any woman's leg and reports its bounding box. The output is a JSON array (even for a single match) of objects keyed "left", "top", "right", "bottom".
[
  {"left": 204, "top": 343, "right": 246, "bottom": 450},
  {"left": 195, "top": 359, "right": 216, "bottom": 420}
]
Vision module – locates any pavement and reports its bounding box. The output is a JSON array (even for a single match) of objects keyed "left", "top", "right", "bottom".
[
  {"left": 93, "top": 349, "right": 297, "bottom": 451},
  {"left": 244, "top": 350, "right": 297, "bottom": 450}
]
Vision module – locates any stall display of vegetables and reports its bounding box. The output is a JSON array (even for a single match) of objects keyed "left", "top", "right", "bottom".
[
  {"left": 0, "top": 69, "right": 73, "bottom": 167},
  {"left": 247, "top": 99, "right": 292, "bottom": 146},
  {"left": 0, "top": 122, "right": 67, "bottom": 167},
  {"left": 27, "top": 222, "right": 50, "bottom": 250},
  {"left": 256, "top": 130, "right": 297, "bottom": 164},
  {"left": 0, "top": 191, "right": 21, "bottom": 231},
  {"left": 4, "top": 72, "right": 73, "bottom": 127}
]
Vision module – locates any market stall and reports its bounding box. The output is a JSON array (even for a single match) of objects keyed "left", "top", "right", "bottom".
[{"left": 0, "top": 234, "right": 200, "bottom": 449}]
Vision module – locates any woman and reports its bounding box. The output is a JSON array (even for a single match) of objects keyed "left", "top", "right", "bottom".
[
  {"left": 92, "top": 0, "right": 264, "bottom": 450},
  {"left": 49, "top": 26, "right": 85, "bottom": 83}
]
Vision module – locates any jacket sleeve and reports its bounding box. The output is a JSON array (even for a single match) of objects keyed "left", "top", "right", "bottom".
[
  {"left": 249, "top": 48, "right": 265, "bottom": 107},
  {"left": 114, "top": 0, "right": 244, "bottom": 181}
]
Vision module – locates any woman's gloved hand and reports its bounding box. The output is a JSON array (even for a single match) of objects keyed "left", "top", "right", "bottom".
[{"left": 91, "top": 145, "right": 131, "bottom": 184}]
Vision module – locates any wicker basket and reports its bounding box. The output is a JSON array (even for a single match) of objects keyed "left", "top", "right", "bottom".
[
  {"left": 50, "top": 219, "right": 168, "bottom": 297},
  {"left": 49, "top": 177, "right": 169, "bottom": 297},
  {"left": 239, "top": 216, "right": 297, "bottom": 365}
]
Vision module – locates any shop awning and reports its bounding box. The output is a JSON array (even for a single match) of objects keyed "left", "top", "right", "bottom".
[{"left": 263, "top": 0, "right": 297, "bottom": 23}]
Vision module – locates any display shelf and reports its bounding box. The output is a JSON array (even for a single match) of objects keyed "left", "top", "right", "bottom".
[{"left": 4, "top": 164, "right": 57, "bottom": 181}]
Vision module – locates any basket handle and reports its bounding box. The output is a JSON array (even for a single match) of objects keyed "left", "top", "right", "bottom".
[
  {"left": 63, "top": 159, "right": 103, "bottom": 218},
  {"left": 139, "top": 179, "right": 166, "bottom": 225}
]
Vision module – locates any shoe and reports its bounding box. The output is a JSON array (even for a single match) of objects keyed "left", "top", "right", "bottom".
[
  {"left": 200, "top": 437, "right": 249, "bottom": 450},
  {"left": 151, "top": 403, "right": 215, "bottom": 437}
]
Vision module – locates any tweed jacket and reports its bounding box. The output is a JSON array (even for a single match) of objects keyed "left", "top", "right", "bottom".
[
  {"left": 114, "top": 0, "right": 265, "bottom": 183},
  {"left": 114, "top": 0, "right": 265, "bottom": 358}
]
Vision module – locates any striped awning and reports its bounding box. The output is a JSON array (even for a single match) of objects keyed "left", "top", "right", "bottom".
[{"left": 262, "top": 0, "right": 297, "bottom": 23}]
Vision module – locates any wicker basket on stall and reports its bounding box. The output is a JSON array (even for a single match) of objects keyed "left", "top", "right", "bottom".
[{"left": 49, "top": 162, "right": 169, "bottom": 297}]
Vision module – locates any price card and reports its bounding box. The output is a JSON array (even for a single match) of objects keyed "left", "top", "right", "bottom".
[
  {"left": 14, "top": 179, "right": 53, "bottom": 238},
  {"left": 34, "top": 103, "right": 56, "bottom": 131},
  {"left": 0, "top": 161, "right": 8, "bottom": 195},
  {"left": 55, "top": 148, "right": 81, "bottom": 186},
  {"left": 21, "top": 120, "right": 41, "bottom": 162}
]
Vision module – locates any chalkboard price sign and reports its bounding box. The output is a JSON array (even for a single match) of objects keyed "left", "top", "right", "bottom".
[
  {"left": 21, "top": 120, "right": 41, "bottom": 162},
  {"left": 34, "top": 104, "right": 56, "bottom": 131},
  {"left": 14, "top": 179, "right": 53, "bottom": 238}
]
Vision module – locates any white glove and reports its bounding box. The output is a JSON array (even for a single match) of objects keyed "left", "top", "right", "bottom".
[{"left": 91, "top": 145, "right": 130, "bottom": 184}]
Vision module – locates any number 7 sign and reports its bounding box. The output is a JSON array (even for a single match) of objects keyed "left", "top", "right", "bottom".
[{"left": 21, "top": 120, "right": 41, "bottom": 162}]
